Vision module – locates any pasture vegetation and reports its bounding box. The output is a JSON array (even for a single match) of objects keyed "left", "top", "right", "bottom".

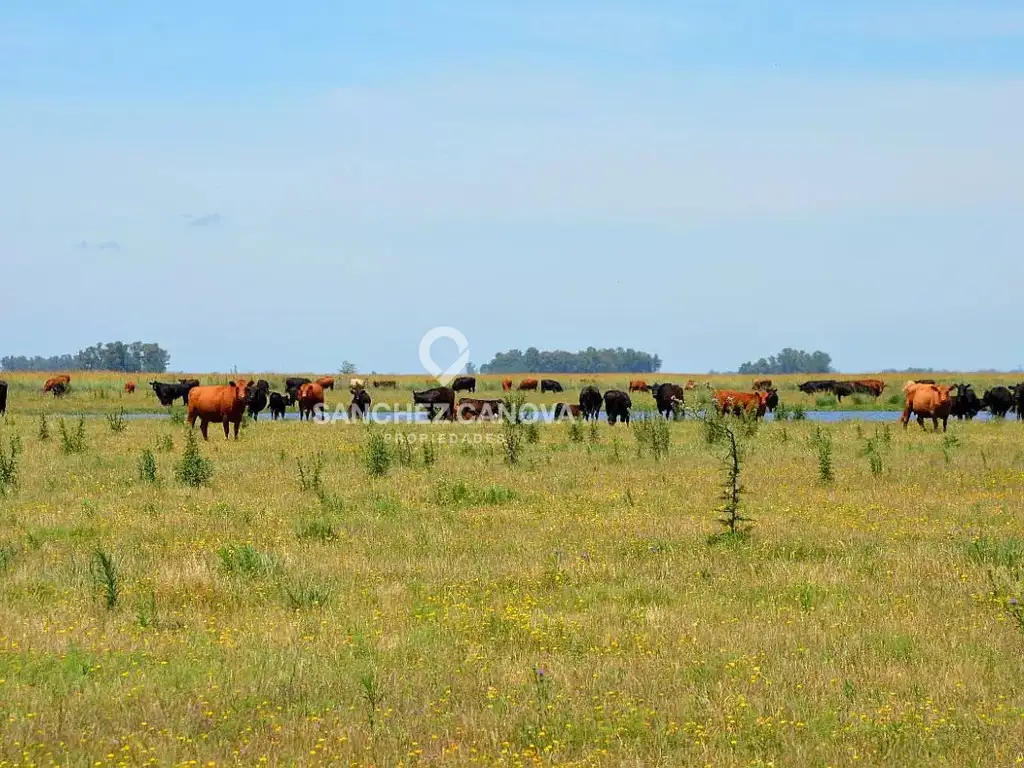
[{"left": 0, "top": 379, "right": 1023, "bottom": 765}]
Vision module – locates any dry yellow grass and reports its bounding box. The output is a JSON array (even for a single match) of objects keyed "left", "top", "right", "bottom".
[{"left": 0, "top": 380, "right": 1023, "bottom": 765}]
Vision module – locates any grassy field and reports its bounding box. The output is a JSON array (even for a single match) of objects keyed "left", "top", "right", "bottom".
[
  {"left": 0, "top": 381, "right": 1023, "bottom": 766},
  {"left": 4, "top": 371, "right": 1024, "bottom": 416}
]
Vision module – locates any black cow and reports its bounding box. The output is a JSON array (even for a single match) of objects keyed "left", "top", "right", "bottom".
[
  {"left": 451, "top": 376, "right": 476, "bottom": 393},
  {"left": 349, "top": 389, "right": 372, "bottom": 420},
  {"left": 579, "top": 386, "right": 602, "bottom": 421},
  {"left": 178, "top": 378, "right": 200, "bottom": 388},
  {"left": 540, "top": 379, "right": 564, "bottom": 393},
  {"left": 150, "top": 381, "right": 194, "bottom": 406},
  {"left": 268, "top": 392, "right": 289, "bottom": 420},
  {"left": 798, "top": 380, "right": 837, "bottom": 395},
  {"left": 832, "top": 382, "right": 855, "bottom": 402},
  {"left": 765, "top": 388, "right": 779, "bottom": 413},
  {"left": 413, "top": 386, "right": 455, "bottom": 421},
  {"left": 255, "top": 379, "right": 271, "bottom": 393},
  {"left": 982, "top": 386, "right": 1014, "bottom": 417},
  {"left": 950, "top": 383, "right": 982, "bottom": 420},
  {"left": 650, "top": 382, "right": 684, "bottom": 419},
  {"left": 0, "top": 380, "right": 7, "bottom": 415},
  {"left": 285, "top": 377, "right": 311, "bottom": 392},
  {"left": 604, "top": 390, "right": 631, "bottom": 425},
  {"left": 245, "top": 383, "right": 268, "bottom": 421},
  {"left": 1014, "top": 384, "right": 1024, "bottom": 421}
]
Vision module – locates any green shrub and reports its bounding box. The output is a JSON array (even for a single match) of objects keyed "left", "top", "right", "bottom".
[
  {"left": 106, "top": 408, "right": 127, "bottom": 433},
  {"left": 138, "top": 449, "right": 158, "bottom": 484},
  {"left": 217, "top": 544, "right": 278, "bottom": 575},
  {"left": 363, "top": 427, "right": 392, "bottom": 477},
  {"left": 59, "top": 417, "right": 87, "bottom": 455},
  {"left": 175, "top": 429, "right": 213, "bottom": 487}
]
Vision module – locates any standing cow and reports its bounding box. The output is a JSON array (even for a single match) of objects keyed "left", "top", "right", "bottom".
[
  {"left": 349, "top": 389, "right": 372, "bottom": 420},
  {"left": 124, "top": 381, "right": 136, "bottom": 394},
  {"left": 579, "top": 386, "right": 602, "bottom": 421},
  {"left": 518, "top": 378, "right": 539, "bottom": 391},
  {"left": 0, "top": 380, "right": 7, "bottom": 415},
  {"left": 604, "top": 390, "right": 632, "bottom": 425},
  {"left": 187, "top": 380, "right": 251, "bottom": 440},
  {"left": 298, "top": 382, "right": 326, "bottom": 421},
  {"left": 268, "top": 392, "right": 289, "bottom": 420},
  {"left": 451, "top": 376, "right": 476, "bottom": 393},
  {"left": 540, "top": 378, "right": 563, "bottom": 393},
  {"left": 651, "top": 383, "right": 685, "bottom": 419}
]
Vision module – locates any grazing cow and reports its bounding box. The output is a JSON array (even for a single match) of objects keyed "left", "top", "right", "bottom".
[
  {"left": 372, "top": 379, "right": 397, "bottom": 389},
  {"left": 901, "top": 381, "right": 953, "bottom": 431},
  {"left": 451, "top": 376, "right": 476, "bottom": 393},
  {"left": 765, "top": 389, "right": 779, "bottom": 413},
  {"left": 540, "top": 378, "right": 563, "bottom": 393},
  {"left": 413, "top": 386, "right": 456, "bottom": 421},
  {"left": 753, "top": 379, "right": 773, "bottom": 391},
  {"left": 0, "top": 380, "right": 6, "bottom": 415},
  {"left": 187, "top": 380, "right": 251, "bottom": 440},
  {"left": 150, "top": 381, "right": 195, "bottom": 406},
  {"left": 349, "top": 378, "right": 366, "bottom": 392},
  {"left": 297, "top": 382, "right": 326, "bottom": 421},
  {"left": 124, "top": 381, "right": 136, "bottom": 394},
  {"left": 553, "top": 402, "right": 581, "bottom": 420},
  {"left": 178, "top": 379, "right": 200, "bottom": 389},
  {"left": 43, "top": 376, "right": 70, "bottom": 394},
  {"left": 245, "top": 383, "right": 269, "bottom": 421},
  {"left": 268, "top": 392, "right": 289, "bottom": 420},
  {"left": 628, "top": 379, "right": 649, "bottom": 392},
  {"left": 950, "top": 383, "right": 982, "bottom": 420},
  {"left": 501, "top": 378, "right": 513, "bottom": 392},
  {"left": 713, "top": 390, "right": 771, "bottom": 418},
  {"left": 982, "top": 386, "right": 1014, "bottom": 418},
  {"left": 518, "top": 378, "right": 539, "bottom": 391},
  {"left": 349, "top": 389, "right": 371, "bottom": 420},
  {"left": 603, "top": 390, "right": 632, "bottom": 425},
  {"left": 850, "top": 379, "right": 886, "bottom": 397},
  {"left": 457, "top": 397, "right": 503, "bottom": 421},
  {"left": 798, "top": 380, "right": 836, "bottom": 395},
  {"left": 832, "top": 382, "right": 855, "bottom": 402},
  {"left": 651, "top": 382, "right": 685, "bottom": 419},
  {"left": 316, "top": 377, "right": 335, "bottom": 390},
  {"left": 579, "top": 386, "right": 602, "bottom": 421}
]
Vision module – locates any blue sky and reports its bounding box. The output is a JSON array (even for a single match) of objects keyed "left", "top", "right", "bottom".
[{"left": 2, "top": 1, "right": 1022, "bottom": 373}]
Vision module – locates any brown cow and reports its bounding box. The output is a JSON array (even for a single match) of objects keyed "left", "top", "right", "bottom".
[
  {"left": 713, "top": 389, "right": 772, "bottom": 418},
  {"left": 553, "top": 402, "right": 581, "bottom": 420},
  {"left": 316, "top": 376, "right": 335, "bottom": 390},
  {"left": 372, "top": 379, "right": 397, "bottom": 388},
  {"left": 518, "top": 378, "right": 539, "bottom": 391},
  {"left": 298, "top": 382, "right": 326, "bottom": 421},
  {"left": 851, "top": 378, "right": 886, "bottom": 397},
  {"left": 901, "top": 381, "right": 953, "bottom": 432},
  {"left": 187, "top": 380, "right": 251, "bottom": 440},
  {"left": 124, "top": 381, "right": 136, "bottom": 394},
  {"left": 685, "top": 379, "right": 697, "bottom": 390},
  {"left": 628, "top": 379, "right": 649, "bottom": 392},
  {"left": 457, "top": 397, "right": 503, "bottom": 421},
  {"left": 42, "top": 374, "right": 71, "bottom": 392},
  {"left": 753, "top": 379, "right": 773, "bottom": 391},
  {"left": 501, "top": 378, "right": 513, "bottom": 392}
]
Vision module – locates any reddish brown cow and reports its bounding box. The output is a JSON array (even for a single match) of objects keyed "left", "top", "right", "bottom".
[
  {"left": 553, "top": 403, "right": 581, "bottom": 420},
  {"left": 298, "top": 382, "right": 326, "bottom": 421},
  {"left": 316, "top": 376, "right": 335, "bottom": 390},
  {"left": 713, "top": 389, "right": 772, "bottom": 418},
  {"left": 457, "top": 397, "right": 503, "bottom": 421},
  {"left": 501, "top": 378, "right": 513, "bottom": 392},
  {"left": 628, "top": 379, "right": 649, "bottom": 392},
  {"left": 852, "top": 378, "right": 886, "bottom": 397},
  {"left": 685, "top": 379, "right": 697, "bottom": 390},
  {"left": 42, "top": 374, "right": 71, "bottom": 392},
  {"left": 124, "top": 381, "right": 136, "bottom": 394},
  {"left": 187, "top": 380, "right": 251, "bottom": 440},
  {"left": 518, "top": 378, "right": 539, "bottom": 391},
  {"left": 901, "top": 381, "right": 953, "bottom": 432}
]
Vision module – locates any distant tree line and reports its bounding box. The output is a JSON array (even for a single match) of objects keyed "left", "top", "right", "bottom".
[
  {"left": 1, "top": 341, "right": 171, "bottom": 373},
  {"left": 738, "top": 348, "right": 833, "bottom": 375},
  {"left": 480, "top": 347, "right": 662, "bottom": 374}
]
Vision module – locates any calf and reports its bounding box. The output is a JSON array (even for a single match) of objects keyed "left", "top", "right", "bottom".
[
  {"left": 124, "top": 381, "right": 136, "bottom": 394},
  {"left": 268, "top": 391, "right": 289, "bottom": 420},
  {"left": 628, "top": 379, "right": 649, "bottom": 392},
  {"left": 553, "top": 402, "right": 581, "bottom": 420}
]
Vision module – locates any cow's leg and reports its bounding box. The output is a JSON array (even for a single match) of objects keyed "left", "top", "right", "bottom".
[
  {"left": 942, "top": 416, "right": 948, "bottom": 432},
  {"left": 916, "top": 415, "right": 925, "bottom": 429},
  {"left": 223, "top": 420, "right": 230, "bottom": 438},
  {"left": 234, "top": 420, "right": 240, "bottom": 439},
  {"left": 200, "top": 419, "right": 209, "bottom": 440}
]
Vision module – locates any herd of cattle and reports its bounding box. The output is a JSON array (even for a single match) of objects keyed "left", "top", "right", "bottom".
[{"left": 2, "top": 374, "right": 1023, "bottom": 438}]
